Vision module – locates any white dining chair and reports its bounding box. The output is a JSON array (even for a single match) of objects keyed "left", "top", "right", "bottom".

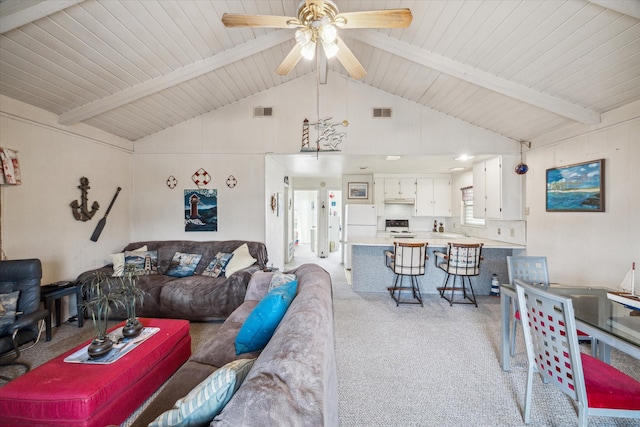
[{"left": 514, "top": 279, "right": 640, "bottom": 426}]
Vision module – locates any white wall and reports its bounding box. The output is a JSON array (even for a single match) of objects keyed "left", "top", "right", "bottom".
[
  {"left": 0, "top": 96, "right": 133, "bottom": 284},
  {"left": 265, "top": 156, "right": 286, "bottom": 269},
  {"left": 525, "top": 104, "right": 640, "bottom": 288},
  {"left": 130, "top": 153, "right": 265, "bottom": 242}
]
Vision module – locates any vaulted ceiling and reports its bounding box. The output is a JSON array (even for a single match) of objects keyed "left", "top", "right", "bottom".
[{"left": 1, "top": 0, "right": 639, "bottom": 146}]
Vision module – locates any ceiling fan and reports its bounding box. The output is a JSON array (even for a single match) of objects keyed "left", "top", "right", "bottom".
[{"left": 222, "top": 1, "right": 412, "bottom": 80}]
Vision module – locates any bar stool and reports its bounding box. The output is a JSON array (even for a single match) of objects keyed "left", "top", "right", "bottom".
[
  {"left": 434, "top": 243, "right": 483, "bottom": 307},
  {"left": 385, "top": 242, "right": 428, "bottom": 306}
]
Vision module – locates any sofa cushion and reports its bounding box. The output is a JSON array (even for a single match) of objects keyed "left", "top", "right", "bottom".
[
  {"left": 125, "top": 250, "right": 159, "bottom": 275},
  {"left": 111, "top": 245, "right": 147, "bottom": 277},
  {"left": 235, "top": 280, "right": 298, "bottom": 355},
  {"left": 191, "top": 301, "right": 262, "bottom": 367},
  {"left": 165, "top": 252, "right": 203, "bottom": 278},
  {"left": 224, "top": 244, "right": 257, "bottom": 277},
  {"left": 268, "top": 272, "right": 296, "bottom": 292},
  {"left": 149, "top": 358, "right": 255, "bottom": 427},
  {"left": 0, "top": 291, "right": 19, "bottom": 335},
  {"left": 202, "top": 252, "right": 233, "bottom": 278}
]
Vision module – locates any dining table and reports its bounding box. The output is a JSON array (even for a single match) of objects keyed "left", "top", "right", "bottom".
[{"left": 499, "top": 283, "right": 640, "bottom": 371}]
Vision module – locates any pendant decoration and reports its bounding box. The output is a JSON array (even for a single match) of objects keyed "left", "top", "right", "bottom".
[
  {"left": 226, "top": 175, "right": 237, "bottom": 188},
  {"left": 166, "top": 175, "right": 178, "bottom": 189},
  {"left": 70, "top": 177, "right": 100, "bottom": 221},
  {"left": 515, "top": 140, "right": 531, "bottom": 175},
  {"left": 192, "top": 168, "right": 210, "bottom": 188}
]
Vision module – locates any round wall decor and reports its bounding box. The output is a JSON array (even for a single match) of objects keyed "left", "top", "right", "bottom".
[
  {"left": 226, "top": 175, "right": 237, "bottom": 188},
  {"left": 166, "top": 175, "right": 178, "bottom": 189},
  {"left": 192, "top": 168, "right": 210, "bottom": 188}
]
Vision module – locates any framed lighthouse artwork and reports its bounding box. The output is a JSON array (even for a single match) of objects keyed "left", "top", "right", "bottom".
[{"left": 184, "top": 189, "right": 217, "bottom": 232}]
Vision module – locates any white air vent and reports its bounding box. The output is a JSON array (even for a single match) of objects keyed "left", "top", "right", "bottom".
[
  {"left": 253, "top": 107, "right": 273, "bottom": 117},
  {"left": 372, "top": 108, "right": 392, "bottom": 118}
]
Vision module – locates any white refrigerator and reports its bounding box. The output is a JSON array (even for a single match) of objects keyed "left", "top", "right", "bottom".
[{"left": 343, "top": 204, "right": 377, "bottom": 269}]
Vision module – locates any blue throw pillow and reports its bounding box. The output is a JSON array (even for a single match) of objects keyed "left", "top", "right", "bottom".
[
  {"left": 149, "top": 358, "right": 255, "bottom": 427},
  {"left": 165, "top": 252, "right": 203, "bottom": 278},
  {"left": 201, "top": 252, "right": 233, "bottom": 278},
  {"left": 235, "top": 279, "right": 298, "bottom": 355}
]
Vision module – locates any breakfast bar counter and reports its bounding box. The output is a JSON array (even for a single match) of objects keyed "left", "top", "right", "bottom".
[{"left": 348, "top": 234, "right": 525, "bottom": 295}]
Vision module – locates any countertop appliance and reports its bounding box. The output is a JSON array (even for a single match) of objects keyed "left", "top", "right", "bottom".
[
  {"left": 344, "top": 204, "right": 377, "bottom": 269},
  {"left": 385, "top": 219, "right": 417, "bottom": 238}
]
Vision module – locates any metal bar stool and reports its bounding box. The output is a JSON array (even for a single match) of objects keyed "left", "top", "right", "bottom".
[
  {"left": 385, "top": 242, "right": 428, "bottom": 306},
  {"left": 434, "top": 243, "right": 483, "bottom": 307}
]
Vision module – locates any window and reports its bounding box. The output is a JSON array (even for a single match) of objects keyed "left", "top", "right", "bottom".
[{"left": 461, "top": 187, "right": 485, "bottom": 226}]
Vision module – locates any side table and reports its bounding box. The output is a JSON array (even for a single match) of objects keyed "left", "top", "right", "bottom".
[{"left": 40, "top": 282, "right": 84, "bottom": 341}]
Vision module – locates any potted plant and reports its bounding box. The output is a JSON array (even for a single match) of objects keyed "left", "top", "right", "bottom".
[
  {"left": 115, "top": 268, "right": 147, "bottom": 338},
  {"left": 81, "top": 272, "right": 126, "bottom": 359}
]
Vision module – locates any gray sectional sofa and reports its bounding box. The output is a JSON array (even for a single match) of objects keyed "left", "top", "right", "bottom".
[
  {"left": 130, "top": 263, "right": 338, "bottom": 427},
  {"left": 76, "top": 240, "right": 268, "bottom": 321}
]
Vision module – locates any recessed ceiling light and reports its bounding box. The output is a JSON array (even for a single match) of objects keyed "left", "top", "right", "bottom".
[
  {"left": 449, "top": 167, "right": 465, "bottom": 171},
  {"left": 385, "top": 155, "right": 401, "bottom": 161},
  {"left": 455, "top": 154, "right": 475, "bottom": 161}
]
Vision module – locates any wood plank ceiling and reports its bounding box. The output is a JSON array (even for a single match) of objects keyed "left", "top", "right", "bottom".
[{"left": 1, "top": 0, "right": 639, "bottom": 143}]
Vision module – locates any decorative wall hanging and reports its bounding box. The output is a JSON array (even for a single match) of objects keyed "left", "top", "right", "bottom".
[
  {"left": 184, "top": 189, "right": 217, "bottom": 232},
  {"left": 191, "top": 168, "right": 211, "bottom": 188},
  {"left": 166, "top": 175, "right": 177, "bottom": 189},
  {"left": 300, "top": 118, "right": 348, "bottom": 152},
  {"left": 70, "top": 177, "right": 100, "bottom": 221},
  {"left": 270, "top": 194, "right": 277, "bottom": 213},
  {"left": 90, "top": 187, "right": 121, "bottom": 242},
  {"left": 0, "top": 147, "right": 21, "bottom": 185},
  {"left": 546, "top": 159, "right": 604, "bottom": 212},
  {"left": 515, "top": 141, "right": 530, "bottom": 175},
  {"left": 348, "top": 182, "right": 368, "bottom": 199},
  {"left": 226, "top": 175, "right": 237, "bottom": 188}
]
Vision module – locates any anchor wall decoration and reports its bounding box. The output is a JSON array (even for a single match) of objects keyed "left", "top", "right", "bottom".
[{"left": 70, "top": 177, "right": 99, "bottom": 221}]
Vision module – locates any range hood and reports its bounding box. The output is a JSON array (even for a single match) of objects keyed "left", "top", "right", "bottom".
[{"left": 384, "top": 198, "right": 415, "bottom": 205}]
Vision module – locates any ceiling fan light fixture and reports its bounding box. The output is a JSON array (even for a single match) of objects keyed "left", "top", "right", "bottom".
[
  {"left": 295, "top": 28, "right": 312, "bottom": 45},
  {"left": 301, "top": 40, "right": 316, "bottom": 60},
  {"left": 322, "top": 40, "right": 339, "bottom": 58},
  {"left": 320, "top": 24, "right": 337, "bottom": 43}
]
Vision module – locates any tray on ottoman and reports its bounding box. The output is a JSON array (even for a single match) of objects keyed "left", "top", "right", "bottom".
[{"left": 0, "top": 318, "right": 191, "bottom": 427}]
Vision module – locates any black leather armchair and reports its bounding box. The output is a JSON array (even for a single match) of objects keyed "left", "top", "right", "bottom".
[{"left": 0, "top": 259, "right": 49, "bottom": 381}]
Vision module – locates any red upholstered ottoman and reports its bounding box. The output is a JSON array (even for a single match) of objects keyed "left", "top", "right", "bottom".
[{"left": 0, "top": 318, "right": 190, "bottom": 427}]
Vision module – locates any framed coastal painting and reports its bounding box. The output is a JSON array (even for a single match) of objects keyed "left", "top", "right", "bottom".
[
  {"left": 184, "top": 189, "right": 218, "bottom": 231},
  {"left": 546, "top": 159, "right": 604, "bottom": 212},
  {"left": 348, "top": 182, "right": 368, "bottom": 199}
]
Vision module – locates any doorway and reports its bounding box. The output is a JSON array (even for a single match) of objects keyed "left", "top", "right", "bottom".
[{"left": 289, "top": 189, "right": 342, "bottom": 265}]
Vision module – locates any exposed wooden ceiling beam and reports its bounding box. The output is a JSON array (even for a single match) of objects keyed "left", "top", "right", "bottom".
[
  {"left": 0, "top": 0, "right": 84, "bottom": 34},
  {"left": 59, "top": 30, "right": 293, "bottom": 126},
  {"left": 350, "top": 30, "right": 601, "bottom": 125},
  {"left": 588, "top": 0, "right": 640, "bottom": 20}
]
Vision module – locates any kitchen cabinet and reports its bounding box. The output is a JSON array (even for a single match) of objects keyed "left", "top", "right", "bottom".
[
  {"left": 384, "top": 178, "right": 415, "bottom": 201},
  {"left": 373, "top": 178, "right": 385, "bottom": 215},
  {"left": 415, "top": 178, "right": 451, "bottom": 217},
  {"left": 473, "top": 155, "right": 523, "bottom": 220}
]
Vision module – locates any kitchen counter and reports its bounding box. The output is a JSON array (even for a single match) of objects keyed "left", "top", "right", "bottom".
[
  {"left": 349, "top": 234, "right": 524, "bottom": 295},
  {"left": 350, "top": 234, "right": 525, "bottom": 249}
]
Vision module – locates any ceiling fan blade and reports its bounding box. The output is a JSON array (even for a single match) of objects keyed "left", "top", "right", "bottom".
[
  {"left": 276, "top": 43, "right": 304, "bottom": 76},
  {"left": 222, "top": 13, "right": 300, "bottom": 28},
  {"left": 335, "top": 37, "right": 366, "bottom": 80},
  {"left": 334, "top": 9, "right": 412, "bottom": 28}
]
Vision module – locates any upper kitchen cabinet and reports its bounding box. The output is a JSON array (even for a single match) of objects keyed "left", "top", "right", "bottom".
[
  {"left": 384, "top": 178, "right": 416, "bottom": 203},
  {"left": 415, "top": 177, "right": 451, "bottom": 217},
  {"left": 473, "top": 155, "right": 523, "bottom": 220},
  {"left": 373, "top": 178, "right": 385, "bottom": 215}
]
